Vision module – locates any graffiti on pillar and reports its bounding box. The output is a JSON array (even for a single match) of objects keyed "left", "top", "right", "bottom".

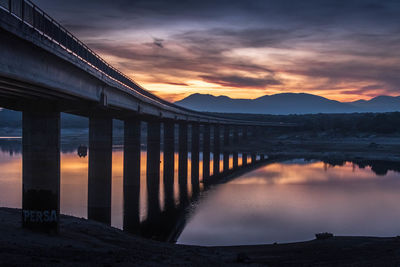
[
  {"left": 23, "top": 210, "right": 57, "bottom": 223},
  {"left": 22, "top": 189, "right": 59, "bottom": 232}
]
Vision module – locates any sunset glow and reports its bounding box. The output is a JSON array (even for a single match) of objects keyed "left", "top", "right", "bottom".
[{"left": 32, "top": 0, "right": 400, "bottom": 102}]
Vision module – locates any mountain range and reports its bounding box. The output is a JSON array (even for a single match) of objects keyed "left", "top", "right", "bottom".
[{"left": 174, "top": 93, "right": 400, "bottom": 115}]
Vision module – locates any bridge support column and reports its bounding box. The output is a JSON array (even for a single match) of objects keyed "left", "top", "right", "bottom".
[
  {"left": 147, "top": 121, "right": 161, "bottom": 221},
  {"left": 123, "top": 118, "right": 141, "bottom": 233},
  {"left": 233, "top": 151, "right": 238, "bottom": 169},
  {"left": 233, "top": 126, "right": 239, "bottom": 169},
  {"left": 202, "top": 124, "right": 210, "bottom": 183},
  {"left": 163, "top": 121, "right": 175, "bottom": 212},
  {"left": 242, "top": 126, "right": 248, "bottom": 141},
  {"left": 22, "top": 110, "right": 60, "bottom": 233},
  {"left": 251, "top": 126, "right": 257, "bottom": 138},
  {"left": 233, "top": 126, "right": 239, "bottom": 144},
  {"left": 178, "top": 122, "right": 188, "bottom": 205},
  {"left": 223, "top": 125, "right": 230, "bottom": 173},
  {"left": 213, "top": 124, "right": 220, "bottom": 177},
  {"left": 88, "top": 114, "right": 112, "bottom": 225},
  {"left": 191, "top": 123, "right": 200, "bottom": 196},
  {"left": 242, "top": 153, "right": 248, "bottom": 166},
  {"left": 251, "top": 153, "right": 257, "bottom": 164}
]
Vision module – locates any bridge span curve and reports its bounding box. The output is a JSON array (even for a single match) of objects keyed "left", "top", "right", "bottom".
[
  {"left": 0, "top": 0, "right": 293, "bottom": 235},
  {"left": 0, "top": 0, "right": 288, "bottom": 126}
]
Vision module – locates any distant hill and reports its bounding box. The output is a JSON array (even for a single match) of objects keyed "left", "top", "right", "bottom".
[
  {"left": 348, "top": 96, "right": 400, "bottom": 112},
  {"left": 175, "top": 93, "right": 400, "bottom": 115}
]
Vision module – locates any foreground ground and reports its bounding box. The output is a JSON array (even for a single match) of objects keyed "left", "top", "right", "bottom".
[{"left": 1, "top": 208, "right": 400, "bottom": 266}]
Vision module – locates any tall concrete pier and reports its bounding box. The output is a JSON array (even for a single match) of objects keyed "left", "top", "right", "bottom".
[
  {"left": 146, "top": 121, "right": 161, "bottom": 221},
  {"left": 223, "top": 125, "right": 230, "bottom": 173},
  {"left": 202, "top": 124, "right": 211, "bottom": 182},
  {"left": 22, "top": 109, "right": 60, "bottom": 233},
  {"left": 213, "top": 124, "right": 221, "bottom": 177},
  {"left": 191, "top": 123, "right": 200, "bottom": 195},
  {"left": 123, "top": 118, "right": 141, "bottom": 233},
  {"left": 163, "top": 121, "right": 175, "bottom": 212},
  {"left": 88, "top": 114, "right": 113, "bottom": 225},
  {"left": 178, "top": 122, "right": 188, "bottom": 205}
]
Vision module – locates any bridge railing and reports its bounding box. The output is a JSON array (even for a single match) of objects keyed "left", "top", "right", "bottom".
[{"left": 0, "top": 0, "right": 293, "bottom": 126}]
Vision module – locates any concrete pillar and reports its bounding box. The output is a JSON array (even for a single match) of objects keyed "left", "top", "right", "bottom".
[
  {"left": 223, "top": 125, "right": 230, "bottom": 172},
  {"left": 233, "top": 126, "right": 239, "bottom": 144},
  {"left": 213, "top": 124, "right": 220, "bottom": 177},
  {"left": 251, "top": 153, "right": 257, "bottom": 164},
  {"left": 202, "top": 124, "right": 210, "bottom": 182},
  {"left": 242, "top": 126, "right": 248, "bottom": 141},
  {"left": 233, "top": 151, "right": 238, "bottom": 169},
  {"left": 146, "top": 121, "right": 161, "bottom": 221},
  {"left": 163, "top": 121, "right": 175, "bottom": 212},
  {"left": 224, "top": 125, "right": 230, "bottom": 146},
  {"left": 178, "top": 122, "right": 188, "bottom": 205},
  {"left": 242, "top": 153, "right": 248, "bottom": 166},
  {"left": 191, "top": 123, "right": 200, "bottom": 195},
  {"left": 88, "top": 114, "right": 112, "bottom": 225},
  {"left": 223, "top": 151, "right": 230, "bottom": 172},
  {"left": 123, "top": 118, "right": 141, "bottom": 233},
  {"left": 252, "top": 126, "right": 258, "bottom": 138},
  {"left": 22, "top": 110, "right": 60, "bottom": 233}
]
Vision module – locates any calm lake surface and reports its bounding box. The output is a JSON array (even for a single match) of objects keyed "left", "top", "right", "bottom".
[{"left": 1, "top": 134, "right": 400, "bottom": 246}]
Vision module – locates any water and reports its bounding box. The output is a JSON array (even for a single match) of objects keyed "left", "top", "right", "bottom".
[
  {"left": 178, "top": 159, "right": 400, "bottom": 246},
  {"left": 1, "top": 134, "right": 400, "bottom": 246}
]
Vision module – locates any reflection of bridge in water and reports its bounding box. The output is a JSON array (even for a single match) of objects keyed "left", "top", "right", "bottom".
[{"left": 0, "top": 0, "right": 291, "bottom": 235}]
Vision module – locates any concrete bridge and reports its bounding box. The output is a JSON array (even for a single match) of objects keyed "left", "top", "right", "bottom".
[{"left": 0, "top": 0, "right": 290, "bottom": 235}]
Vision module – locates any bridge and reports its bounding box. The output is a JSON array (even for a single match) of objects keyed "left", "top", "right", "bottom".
[{"left": 0, "top": 0, "right": 291, "bottom": 235}]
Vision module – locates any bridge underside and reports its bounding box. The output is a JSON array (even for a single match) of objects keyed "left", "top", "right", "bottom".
[{"left": 0, "top": 2, "right": 280, "bottom": 237}]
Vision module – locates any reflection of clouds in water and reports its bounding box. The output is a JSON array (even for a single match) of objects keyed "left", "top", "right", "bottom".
[
  {"left": 236, "top": 161, "right": 399, "bottom": 186},
  {"left": 179, "top": 160, "right": 400, "bottom": 246}
]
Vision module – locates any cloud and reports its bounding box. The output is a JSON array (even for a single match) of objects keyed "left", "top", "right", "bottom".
[
  {"left": 33, "top": 0, "right": 400, "bottom": 100},
  {"left": 200, "top": 74, "right": 281, "bottom": 88}
]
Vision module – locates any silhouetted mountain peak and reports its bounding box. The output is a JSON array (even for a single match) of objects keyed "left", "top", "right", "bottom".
[{"left": 175, "top": 93, "right": 400, "bottom": 114}]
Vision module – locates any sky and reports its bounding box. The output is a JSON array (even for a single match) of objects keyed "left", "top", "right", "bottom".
[{"left": 33, "top": 0, "right": 400, "bottom": 102}]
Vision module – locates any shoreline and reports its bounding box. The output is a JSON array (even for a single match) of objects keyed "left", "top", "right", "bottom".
[
  {"left": 1, "top": 207, "right": 400, "bottom": 266},
  {"left": 2, "top": 136, "right": 400, "bottom": 265}
]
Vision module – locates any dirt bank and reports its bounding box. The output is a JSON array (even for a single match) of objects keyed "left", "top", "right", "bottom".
[{"left": 2, "top": 208, "right": 400, "bottom": 266}]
